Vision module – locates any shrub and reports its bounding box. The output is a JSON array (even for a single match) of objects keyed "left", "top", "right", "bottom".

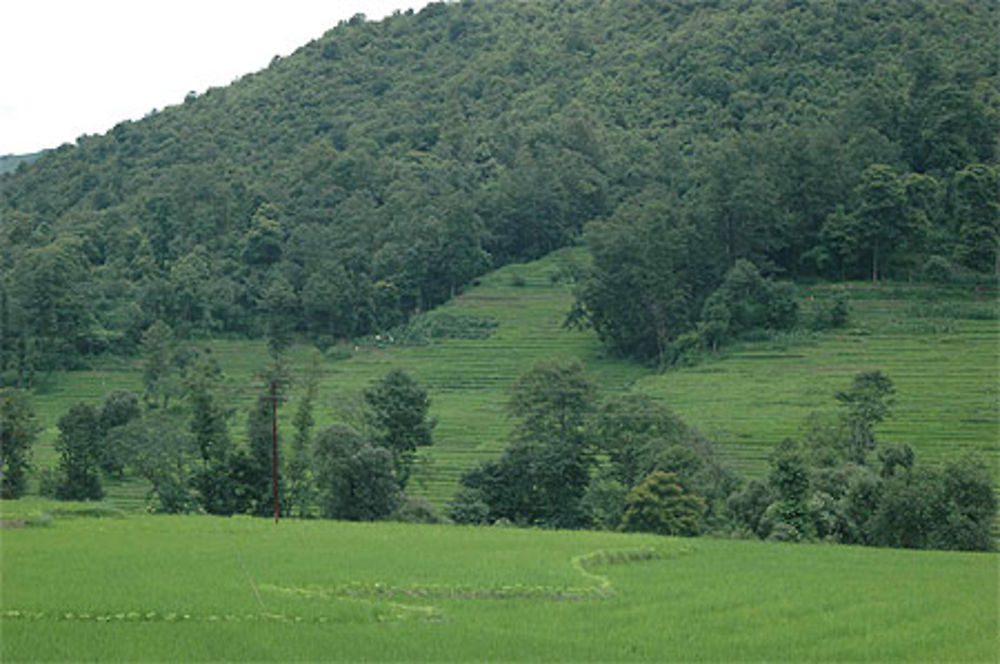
[
  {"left": 808, "top": 292, "right": 850, "bottom": 330},
  {"left": 391, "top": 495, "right": 449, "bottom": 524},
  {"left": 36, "top": 466, "right": 59, "bottom": 498},
  {"left": 621, "top": 471, "right": 706, "bottom": 536},
  {"left": 447, "top": 487, "right": 490, "bottom": 524},
  {"left": 921, "top": 255, "right": 953, "bottom": 283}
]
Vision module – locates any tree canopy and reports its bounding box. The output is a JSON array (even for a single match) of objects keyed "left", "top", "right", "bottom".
[{"left": 1, "top": 0, "right": 995, "bottom": 373}]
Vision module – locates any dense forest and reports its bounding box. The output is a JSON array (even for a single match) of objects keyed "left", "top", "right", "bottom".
[{"left": 1, "top": 0, "right": 997, "bottom": 377}]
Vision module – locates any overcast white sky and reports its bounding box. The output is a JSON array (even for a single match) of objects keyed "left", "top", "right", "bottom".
[{"left": 0, "top": 0, "right": 431, "bottom": 156}]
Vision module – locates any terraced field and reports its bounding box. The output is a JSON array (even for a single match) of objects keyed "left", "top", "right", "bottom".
[
  {"left": 24, "top": 250, "right": 998, "bottom": 510},
  {"left": 639, "top": 285, "right": 999, "bottom": 476},
  {"left": 1, "top": 504, "right": 995, "bottom": 662}
]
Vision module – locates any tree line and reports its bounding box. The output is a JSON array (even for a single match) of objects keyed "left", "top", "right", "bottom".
[
  {"left": 446, "top": 361, "right": 995, "bottom": 552},
  {"left": 1, "top": 0, "right": 996, "bottom": 377},
  {"left": 0, "top": 328, "right": 436, "bottom": 521},
  {"left": 3, "top": 355, "right": 991, "bottom": 552}
]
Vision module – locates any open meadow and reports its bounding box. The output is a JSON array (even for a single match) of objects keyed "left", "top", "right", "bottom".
[
  {"left": 23, "top": 250, "right": 998, "bottom": 510},
  {"left": 1, "top": 502, "right": 996, "bottom": 662}
]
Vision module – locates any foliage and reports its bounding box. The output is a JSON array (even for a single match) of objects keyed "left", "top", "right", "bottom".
[
  {"left": 806, "top": 291, "right": 850, "bottom": 331},
  {"left": 96, "top": 389, "right": 141, "bottom": 476},
  {"left": 508, "top": 359, "right": 597, "bottom": 447},
  {"left": 727, "top": 372, "right": 996, "bottom": 551},
  {"left": 390, "top": 494, "right": 448, "bottom": 524},
  {"left": 570, "top": 194, "right": 716, "bottom": 362},
  {"left": 54, "top": 403, "right": 103, "bottom": 500},
  {"left": 182, "top": 349, "right": 234, "bottom": 514},
  {"left": 124, "top": 412, "right": 199, "bottom": 514},
  {"left": 834, "top": 370, "right": 895, "bottom": 463},
  {"left": 313, "top": 424, "right": 400, "bottom": 521},
  {"left": 453, "top": 362, "right": 734, "bottom": 533},
  {"left": 287, "top": 358, "right": 318, "bottom": 517},
  {"left": 621, "top": 471, "right": 706, "bottom": 537},
  {"left": 3, "top": 0, "right": 994, "bottom": 371},
  {"left": 700, "top": 259, "right": 799, "bottom": 342},
  {"left": 0, "top": 388, "right": 38, "bottom": 499},
  {"left": 363, "top": 369, "right": 435, "bottom": 487}
]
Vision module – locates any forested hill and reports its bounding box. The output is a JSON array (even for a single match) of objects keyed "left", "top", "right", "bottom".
[
  {"left": 0, "top": 153, "right": 44, "bottom": 175},
  {"left": 1, "top": 0, "right": 996, "bottom": 374}
]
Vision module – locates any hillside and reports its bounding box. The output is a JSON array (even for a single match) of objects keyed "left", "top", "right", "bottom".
[
  {"left": 24, "top": 250, "right": 998, "bottom": 511},
  {"left": 0, "top": 152, "right": 43, "bottom": 175},
  {"left": 2, "top": 0, "right": 997, "bottom": 376}
]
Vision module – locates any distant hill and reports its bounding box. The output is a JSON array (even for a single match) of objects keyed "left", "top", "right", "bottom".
[
  {"left": 1, "top": 0, "right": 995, "bottom": 373},
  {"left": 0, "top": 152, "right": 43, "bottom": 175}
]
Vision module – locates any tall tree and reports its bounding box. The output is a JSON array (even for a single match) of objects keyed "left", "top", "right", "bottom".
[
  {"left": 573, "top": 191, "right": 717, "bottom": 362},
  {"left": 287, "top": 357, "right": 319, "bottom": 517},
  {"left": 141, "top": 320, "right": 177, "bottom": 409},
  {"left": 853, "top": 164, "right": 908, "bottom": 282},
  {"left": 363, "top": 369, "right": 435, "bottom": 488},
  {"left": 313, "top": 424, "right": 399, "bottom": 521},
  {"left": 952, "top": 164, "right": 999, "bottom": 275},
  {"left": 0, "top": 388, "right": 38, "bottom": 499},
  {"left": 55, "top": 403, "right": 103, "bottom": 500},
  {"left": 183, "top": 349, "right": 233, "bottom": 513},
  {"left": 835, "top": 371, "right": 895, "bottom": 465}
]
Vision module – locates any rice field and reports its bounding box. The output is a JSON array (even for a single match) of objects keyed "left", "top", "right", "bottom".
[{"left": 1, "top": 503, "right": 996, "bottom": 662}]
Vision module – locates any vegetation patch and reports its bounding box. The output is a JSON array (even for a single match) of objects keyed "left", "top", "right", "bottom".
[{"left": 361, "top": 313, "right": 499, "bottom": 347}]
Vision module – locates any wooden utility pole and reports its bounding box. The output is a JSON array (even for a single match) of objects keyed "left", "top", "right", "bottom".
[{"left": 271, "top": 378, "right": 280, "bottom": 524}]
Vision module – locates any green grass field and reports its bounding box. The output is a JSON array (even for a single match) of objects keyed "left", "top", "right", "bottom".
[
  {"left": 22, "top": 250, "right": 999, "bottom": 510},
  {"left": 1, "top": 503, "right": 996, "bottom": 662}
]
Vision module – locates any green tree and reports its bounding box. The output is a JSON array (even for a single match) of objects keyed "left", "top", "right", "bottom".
[
  {"left": 835, "top": 371, "right": 894, "bottom": 464},
  {"left": 55, "top": 403, "right": 104, "bottom": 500},
  {"left": 117, "top": 411, "right": 198, "bottom": 513},
  {"left": 453, "top": 361, "right": 599, "bottom": 529},
  {"left": 245, "top": 391, "right": 279, "bottom": 517},
  {"left": 621, "top": 471, "right": 706, "bottom": 536},
  {"left": 853, "top": 164, "right": 908, "bottom": 282},
  {"left": 363, "top": 369, "right": 435, "bottom": 488},
  {"left": 952, "top": 164, "right": 999, "bottom": 275},
  {"left": 313, "top": 424, "right": 399, "bottom": 521},
  {"left": 937, "top": 454, "right": 997, "bottom": 551},
  {"left": 287, "top": 359, "right": 319, "bottom": 517},
  {"left": 97, "top": 389, "right": 141, "bottom": 476},
  {"left": 573, "top": 193, "right": 716, "bottom": 361},
  {"left": 509, "top": 359, "right": 597, "bottom": 448},
  {"left": 763, "top": 439, "right": 813, "bottom": 540},
  {"left": 588, "top": 393, "right": 689, "bottom": 489},
  {"left": 184, "top": 350, "right": 233, "bottom": 513},
  {"left": 242, "top": 203, "right": 284, "bottom": 267},
  {"left": 141, "top": 320, "right": 177, "bottom": 409},
  {"left": 0, "top": 388, "right": 38, "bottom": 498},
  {"left": 698, "top": 259, "right": 797, "bottom": 343}
]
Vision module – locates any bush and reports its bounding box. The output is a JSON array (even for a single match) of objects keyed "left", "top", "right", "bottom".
[
  {"left": 921, "top": 255, "right": 953, "bottom": 283},
  {"left": 808, "top": 292, "right": 850, "bottom": 330},
  {"left": 36, "top": 466, "right": 60, "bottom": 498},
  {"left": 621, "top": 471, "right": 706, "bottom": 536},
  {"left": 391, "top": 495, "right": 449, "bottom": 524},
  {"left": 447, "top": 487, "right": 490, "bottom": 524},
  {"left": 581, "top": 472, "right": 628, "bottom": 530}
]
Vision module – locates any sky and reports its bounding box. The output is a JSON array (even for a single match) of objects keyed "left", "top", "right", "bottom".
[{"left": 0, "top": 0, "right": 431, "bottom": 156}]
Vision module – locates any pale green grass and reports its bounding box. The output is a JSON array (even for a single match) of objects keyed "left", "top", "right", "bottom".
[{"left": 1, "top": 512, "right": 996, "bottom": 662}]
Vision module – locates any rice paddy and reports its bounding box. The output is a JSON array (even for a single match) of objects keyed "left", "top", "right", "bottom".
[{"left": 1, "top": 503, "right": 995, "bottom": 662}]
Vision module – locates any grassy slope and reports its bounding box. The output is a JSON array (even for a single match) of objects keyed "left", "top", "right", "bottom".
[
  {"left": 25, "top": 250, "right": 998, "bottom": 509},
  {"left": 1, "top": 505, "right": 996, "bottom": 662},
  {"left": 639, "top": 284, "right": 999, "bottom": 475}
]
